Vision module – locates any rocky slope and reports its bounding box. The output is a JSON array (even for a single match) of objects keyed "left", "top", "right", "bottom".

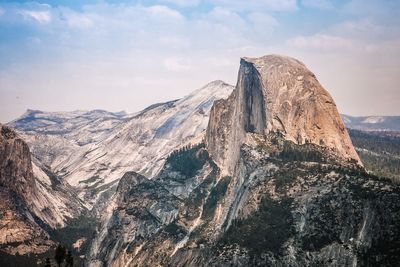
[
  {"left": 9, "top": 109, "right": 126, "bottom": 171},
  {"left": 88, "top": 55, "right": 400, "bottom": 267},
  {"left": 0, "top": 124, "right": 84, "bottom": 256},
  {"left": 91, "top": 138, "right": 400, "bottom": 267},
  {"left": 206, "top": 55, "right": 360, "bottom": 176},
  {"left": 9, "top": 81, "right": 234, "bottom": 208}
]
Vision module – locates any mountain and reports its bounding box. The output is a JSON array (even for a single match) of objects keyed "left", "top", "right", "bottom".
[
  {"left": 0, "top": 124, "right": 84, "bottom": 258},
  {"left": 206, "top": 55, "right": 361, "bottom": 176},
  {"left": 9, "top": 81, "right": 234, "bottom": 208},
  {"left": 342, "top": 114, "right": 400, "bottom": 132},
  {"left": 8, "top": 109, "right": 127, "bottom": 179},
  {"left": 88, "top": 55, "right": 400, "bottom": 267}
]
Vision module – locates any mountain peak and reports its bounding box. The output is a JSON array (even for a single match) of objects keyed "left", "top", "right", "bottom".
[
  {"left": 205, "top": 80, "right": 230, "bottom": 86},
  {"left": 241, "top": 54, "right": 306, "bottom": 68},
  {"left": 206, "top": 55, "right": 361, "bottom": 174}
]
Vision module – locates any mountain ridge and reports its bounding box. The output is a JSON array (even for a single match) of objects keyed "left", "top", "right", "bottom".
[
  {"left": 206, "top": 55, "right": 361, "bottom": 176},
  {"left": 0, "top": 124, "right": 84, "bottom": 256},
  {"left": 342, "top": 114, "right": 400, "bottom": 132},
  {"left": 87, "top": 55, "right": 400, "bottom": 267},
  {"left": 8, "top": 81, "right": 234, "bottom": 208},
  {"left": 2, "top": 56, "right": 400, "bottom": 266}
]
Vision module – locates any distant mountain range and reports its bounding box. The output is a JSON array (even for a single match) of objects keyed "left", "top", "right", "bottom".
[
  {"left": 86, "top": 55, "right": 400, "bottom": 267},
  {"left": 7, "top": 81, "right": 234, "bottom": 210},
  {"left": 1, "top": 80, "right": 234, "bottom": 265},
  {"left": 1, "top": 55, "right": 400, "bottom": 267},
  {"left": 341, "top": 114, "right": 400, "bottom": 131}
]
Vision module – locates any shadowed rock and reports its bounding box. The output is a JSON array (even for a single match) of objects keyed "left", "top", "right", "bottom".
[{"left": 206, "top": 55, "right": 361, "bottom": 175}]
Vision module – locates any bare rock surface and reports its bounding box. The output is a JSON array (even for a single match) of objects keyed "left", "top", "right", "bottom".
[
  {"left": 206, "top": 55, "right": 360, "bottom": 175},
  {"left": 0, "top": 124, "right": 84, "bottom": 255},
  {"left": 88, "top": 55, "right": 400, "bottom": 267},
  {"left": 9, "top": 81, "right": 234, "bottom": 208}
]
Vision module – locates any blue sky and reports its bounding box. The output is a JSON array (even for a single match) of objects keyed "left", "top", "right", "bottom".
[{"left": 0, "top": 0, "right": 399, "bottom": 122}]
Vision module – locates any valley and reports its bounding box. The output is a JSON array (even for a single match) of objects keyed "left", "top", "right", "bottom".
[{"left": 1, "top": 55, "right": 399, "bottom": 267}]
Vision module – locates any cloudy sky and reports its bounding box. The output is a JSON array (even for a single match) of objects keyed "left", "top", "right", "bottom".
[{"left": 0, "top": 0, "right": 399, "bottom": 122}]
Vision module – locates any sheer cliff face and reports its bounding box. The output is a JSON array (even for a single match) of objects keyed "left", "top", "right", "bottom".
[
  {"left": 0, "top": 125, "right": 36, "bottom": 202},
  {"left": 10, "top": 81, "right": 234, "bottom": 208},
  {"left": 88, "top": 56, "right": 399, "bottom": 267},
  {"left": 206, "top": 55, "right": 360, "bottom": 175},
  {"left": 0, "top": 124, "right": 51, "bottom": 254},
  {"left": 0, "top": 124, "right": 84, "bottom": 255}
]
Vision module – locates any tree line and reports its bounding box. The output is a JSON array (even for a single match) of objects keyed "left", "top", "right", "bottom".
[{"left": 43, "top": 244, "right": 74, "bottom": 267}]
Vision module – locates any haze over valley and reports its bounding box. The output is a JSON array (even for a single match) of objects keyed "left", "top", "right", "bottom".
[{"left": 1, "top": 1, "right": 399, "bottom": 267}]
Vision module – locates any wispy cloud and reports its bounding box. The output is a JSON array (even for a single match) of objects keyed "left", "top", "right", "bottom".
[
  {"left": 18, "top": 10, "right": 51, "bottom": 24},
  {"left": 210, "top": 0, "right": 297, "bottom": 12},
  {"left": 0, "top": 0, "right": 399, "bottom": 122},
  {"left": 159, "top": 0, "right": 201, "bottom": 7},
  {"left": 146, "top": 5, "right": 184, "bottom": 20},
  {"left": 60, "top": 9, "right": 93, "bottom": 29}
]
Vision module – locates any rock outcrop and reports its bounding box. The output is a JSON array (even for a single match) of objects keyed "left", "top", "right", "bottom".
[
  {"left": 88, "top": 55, "right": 400, "bottom": 267},
  {"left": 0, "top": 125, "right": 36, "bottom": 202},
  {"left": 0, "top": 124, "right": 84, "bottom": 255},
  {"left": 10, "top": 81, "right": 234, "bottom": 208},
  {"left": 0, "top": 125, "right": 52, "bottom": 255},
  {"left": 206, "top": 55, "right": 360, "bottom": 175},
  {"left": 88, "top": 136, "right": 400, "bottom": 267}
]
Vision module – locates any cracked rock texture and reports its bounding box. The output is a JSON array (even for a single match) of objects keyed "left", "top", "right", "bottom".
[
  {"left": 206, "top": 55, "right": 360, "bottom": 175},
  {"left": 0, "top": 124, "right": 84, "bottom": 255},
  {"left": 88, "top": 55, "right": 399, "bottom": 267}
]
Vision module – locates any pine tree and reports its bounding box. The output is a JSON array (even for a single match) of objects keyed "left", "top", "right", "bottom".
[
  {"left": 54, "top": 244, "right": 66, "bottom": 267},
  {"left": 44, "top": 257, "right": 51, "bottom": 267},
  {"left": 65, "top": 250, "right": 74, "bottom": 267}
]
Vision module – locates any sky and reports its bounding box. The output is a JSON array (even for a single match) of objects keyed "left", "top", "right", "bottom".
[{"left": 0, "top": 0, "right": 399, "bottom": 122}]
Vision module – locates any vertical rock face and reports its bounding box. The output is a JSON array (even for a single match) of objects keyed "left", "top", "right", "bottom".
[
  {"left": 206, "top": 55, "right": 360, "bottom": 175},
  {"left": 87, "top": 55, "right": 400, "bottom": 267},
  {"left": 0, "top": 124, "right": 84, "bottom": 255},
  {"left": 10, "top": 81, "right": 234, "bottom": 208},
  {"left": 0, "top": 125, "right": 36, "bottom": 202},
  {"left": 0, "top": 124, "right": 52, "bottom": 255}
]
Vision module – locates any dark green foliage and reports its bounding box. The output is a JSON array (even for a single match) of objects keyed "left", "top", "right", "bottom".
[
  {"left": 189, "top": 168, "right": 217, "bottom": 206},
  {"left": 54, "top": 244, "right": 66, "bottom": 267},
  {"left": 220, "top": 197, "right": 294, "bottom": 256},
  {"left": 164, "top": 222, "right": 187, "bottom": 238},
  {"left": 301, "top": 192, "right": 363, "bottom": 251},
  {"left": 0, "top": 250, "right": 52, "bottom": 267},
  {"left": 349, "top": 129, "right": 400, "bottom": 182},
  {"left": 354, "top": 186, "right": 400, "bottom": 266},
  {"left": 44, "top": 257, "right": 51, "bottom": 267},
  {"left": 202, "top": 176, "right": 231, "bottom": 220},
  {"left": 358, "top": 152, "right": 400, "bottom": 180},
  {"left": 185, "top": 168, "right": 218, "bottom": 221},
  {"left": 65, "top": 250, "right": 73, "bottom": 267},
  {"left": 349, "top": 129, "right": 400, "bottom": 154},
  {"left": 166, "top": 143, "right": 208, "bottom": 177},
  {"left": 278, "top": 141, "right": 326, "bottom": 163},
  {"left": 274, "top": 170, "right": 298, "bottom": 192},
  {"left": 50, "top": 211, "right": 97, "bottom": 255},
  {"left": 42, "top": 167, "right": 61, "bottom": 187}
]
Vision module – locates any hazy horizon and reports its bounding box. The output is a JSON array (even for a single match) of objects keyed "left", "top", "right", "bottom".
[{"left": 1, "top": 0, "right": 400, "bottom": 122}]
